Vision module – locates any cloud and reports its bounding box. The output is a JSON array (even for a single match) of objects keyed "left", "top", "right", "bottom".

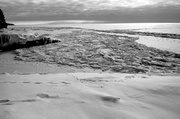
[
  {"left": 1, "top": 0, "right": 180, "bottom": 9},
  {"left": 0, "top": 0, "right": 180, "bottom": 22}
]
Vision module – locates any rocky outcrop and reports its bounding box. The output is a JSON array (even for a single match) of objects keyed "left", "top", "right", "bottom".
[{"left": 0, "top": 33, "right": 60, "bottom": 51}]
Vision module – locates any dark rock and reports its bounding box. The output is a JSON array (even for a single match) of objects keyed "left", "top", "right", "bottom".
[{"left": 174, "top": 53, "right": 180, "bottom": 58}]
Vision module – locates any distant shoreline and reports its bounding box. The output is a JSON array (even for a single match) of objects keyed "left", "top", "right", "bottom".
[{"left": 8, "top": 22, "right": 180, "bottom": 35}]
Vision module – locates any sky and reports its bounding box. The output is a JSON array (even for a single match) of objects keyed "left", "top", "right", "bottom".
[{"left": 0, "top": 0, "right": 180, "bottom": 23}]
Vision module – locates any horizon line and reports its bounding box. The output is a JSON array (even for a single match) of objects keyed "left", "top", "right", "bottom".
[{"left": 8, "top": 20, "right": 180, "bottom": 25}]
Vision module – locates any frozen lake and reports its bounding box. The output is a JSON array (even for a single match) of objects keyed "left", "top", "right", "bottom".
[{"left": 12, "top": 21, "right": 180, "bottom": 34}]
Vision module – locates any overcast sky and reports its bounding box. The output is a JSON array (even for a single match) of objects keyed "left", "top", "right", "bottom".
[{"left": 1, "top": 0, "right": 180, "bottom": 23}]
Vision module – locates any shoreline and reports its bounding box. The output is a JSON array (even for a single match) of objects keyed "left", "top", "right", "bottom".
[{"left": 1, "top": 26, "right": 180, "bottom": 75}]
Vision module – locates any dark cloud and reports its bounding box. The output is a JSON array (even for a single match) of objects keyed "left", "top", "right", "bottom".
[{"left": 0, "top": 0, "right": 180, "bottom": 22}]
